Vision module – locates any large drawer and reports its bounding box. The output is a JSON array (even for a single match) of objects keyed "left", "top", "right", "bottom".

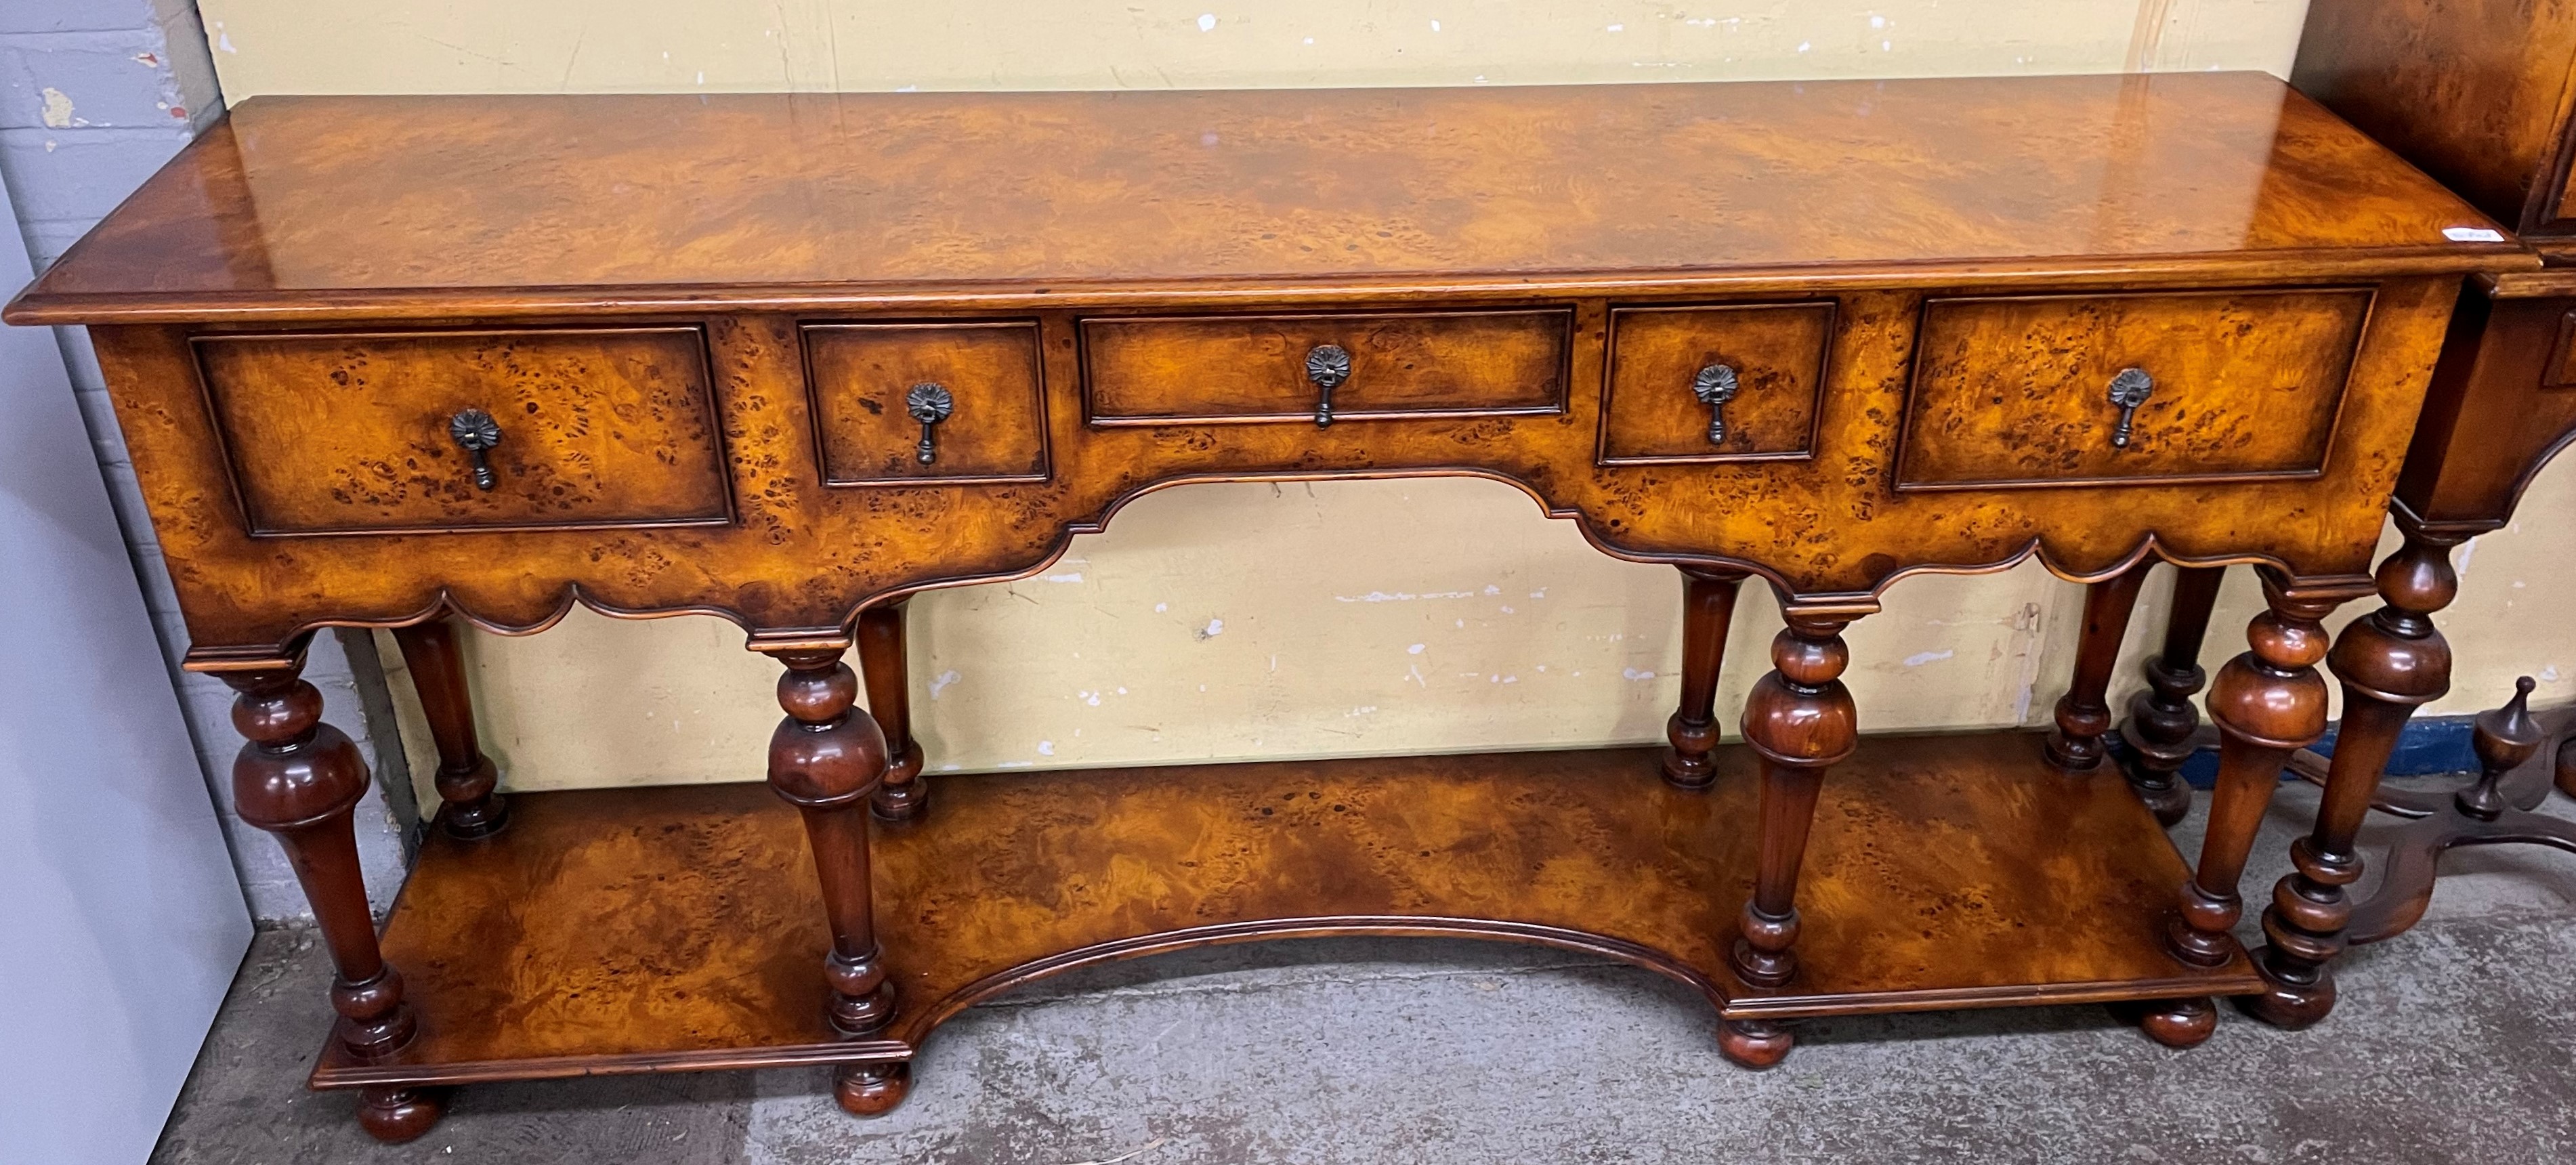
[
  {"left": 1081, "top": 308, "right": 1570, "bottom": 425},
  {"left": 1897, "top": 289, "right": 2373, "bottom": 490},
  {"left": 194, "top": 326, "right": 731, "bottom": 535}
]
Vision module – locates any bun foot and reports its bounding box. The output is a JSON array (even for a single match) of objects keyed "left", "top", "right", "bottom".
[
  {"left": 2132, "top": 774, "right": 2191, "bottom": 828},
  {"left": 1660, "top": 746, "right": 1715, "bottom": 790},
  {"left": 835, "top": 1061, "right": 910, "bottom": 1116},
  {"left": 356, "top": 1086, "right": 446, "bottom": 1143},
  {"left": 2126, "top": 996, "right": 2216, "bottom": 1048},
  {"left": 2238, "top": 951, "right": 2336, "bottom": 1029},
  {"left": 1716, "top": 1018, "right": 1794, "bottom": 1068}
]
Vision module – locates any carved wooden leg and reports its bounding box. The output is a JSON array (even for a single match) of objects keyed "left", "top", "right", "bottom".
[
  {"left": 221, "top": 646, "right": 440, "bottom": 1143},
  {"left": 2244, "top": 531, "right": 2455, "bottom": 1028},
  {"left": 389, "top": 618, "right": 507, "bottom": 839},
  {"left": 2161, "top": 573, "right": 2339, "bottom": 1039},
  {"left": 835, "top": 1060, "right": 910, "bottom": 1115},
  {"left": 1663, "top": 566, "right": 1750, "bottom": 789},
  {"left": 2047, "top": 559, "right": 2153, "bottom": 770},
  {"left": 763, "top": 646, "right": 904, "bottom": 1115},
  {"left": 856, "top": 599, "right": 928, "bottom": 821},
  {"left": 1718, "top": 608, "right": 1859, "bottom": 1068},
  {"left": 2121, "top": 565, "right": 2226, "bottom": 826}
]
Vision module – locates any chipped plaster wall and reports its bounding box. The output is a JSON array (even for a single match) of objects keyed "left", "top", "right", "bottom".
[{"left": 186, "top": 2, "right": 2576, "bottom": 807}]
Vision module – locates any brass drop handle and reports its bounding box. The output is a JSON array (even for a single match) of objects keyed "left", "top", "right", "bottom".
[
  {"left": 2106, "top": 367, "right": 2153, "bottom": 449},
  {"left": 446, "top": 408, "right": 501, "bottom": 490},
  {"left": 1305, "top": 344, "right": 1351, "bottom": 428},
  {"left": 1691, "top": 364, "right": 1739, "bottom": 444},
  {"left": 906, "top": 382, "right": 954, "bottom": 465}
]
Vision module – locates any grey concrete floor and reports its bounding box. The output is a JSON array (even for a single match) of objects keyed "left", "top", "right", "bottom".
[{"left": 149, "top": 778, "right": 2576, "bottom": 1164}]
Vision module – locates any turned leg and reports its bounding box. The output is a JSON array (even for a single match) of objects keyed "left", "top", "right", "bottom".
[
  {"left": 1718, "top": 607, "right": 1859, "bottom": 1068},
  {"left": 221, "top": 644, "right": 442, "bottom": 1143},
  {"left": 856, "top": 599, "right": 927, "bottom": 820},
  {"left": 2245, "top": 530, "right": 2457, "bottom": 1027},
  {"left": 2122, "top": 565, "right": 2226, "bottom": 826},
  {"left": 2047, "top": 559, "right": 2153, "bottom": 770},
  {"left": 2154, "top": 572, "right": 2340, "bottom": 1042},
  {"left": 389, "top": 618, "right": 507, "bottom": 839},
  {"left": 762, "top": 646, "right": 908, "bottom": 1116},
  {"left": 1663, "top": 566, "right": 1750, "bottom": 789}
]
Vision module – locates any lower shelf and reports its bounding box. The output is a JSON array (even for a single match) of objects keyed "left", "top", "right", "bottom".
[{"left": 314, "top": 732, "right": 2258, "bottom": 1089}]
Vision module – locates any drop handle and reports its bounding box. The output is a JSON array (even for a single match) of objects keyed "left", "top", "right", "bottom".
[
  {"left": 1691, "top": 364, "right": 1739, "bottom": 444},
  {"left": 446, "top": 408, "right": 501, "bottom": 490},
  {"left": 1305, "top": 344, "right": 1351, "bottom": 428},
  {"left": 2106, "top": 367, "right": 2154, "bottom": 449},
  {"left": 906, "top": 382, "right": 954, "bottom": 465}
]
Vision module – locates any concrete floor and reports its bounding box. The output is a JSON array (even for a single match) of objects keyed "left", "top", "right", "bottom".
[{"left": 148, "top": 778, "right": 2576, "bottom": 1164}]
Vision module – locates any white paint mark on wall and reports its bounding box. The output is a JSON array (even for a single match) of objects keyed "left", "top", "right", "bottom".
[
  {"left": 928, "top": 669, "right": 963, "bottom": 698},
  {"left": 1154, "top": 602, "right": 1168, "bottom": 612},
  {"left": 1198, "top": 13, "right": 1217, "bottom": 32},
  {"left": 1337, "top": 589, "right": 1478, "bottom": 603},
  {"left": 1622, "top": 667, "right": 1657, "bottom": 681},
  {"left": 1198, "top": 618, "right": 1225, "bottom": 639},
  {"left": 1406, "top": 664, "right": 1427, "bottom": 687},
  {"left": 1044, "top": 572, "right": 1085, "bottom": 583},
  {"left": 2456, "top": 536, "right": 2481, "bottom": 576},
  {"left": 2543, "top": 665, "right": 2564, "bottom": 683},
  {"left": 213, "top": 22, "right": 236, "bottom": 53},
  {"left": 1903, "top": 649, "right": 1955, "bottom": 666},
  {"left": 1081, "top": 690, "right": 1101, "bottom": 706},
  {"left": 1407, "top": 643, "right": 1425, "bottom": 654},
  {"left": 38, "top": 88, "right": 77, "bottom": 128},
  {"left": 1037, "top": 740, "right": 1056, "bottom": 756}
]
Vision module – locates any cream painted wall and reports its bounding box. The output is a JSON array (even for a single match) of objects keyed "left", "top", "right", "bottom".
[{"left": 191, "top": 1, "right": 2576, "bottom": 807}]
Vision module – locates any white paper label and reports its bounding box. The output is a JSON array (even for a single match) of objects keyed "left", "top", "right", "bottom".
[{"left": 2443, "top": 226, "right": 2507, "bottom": 242}]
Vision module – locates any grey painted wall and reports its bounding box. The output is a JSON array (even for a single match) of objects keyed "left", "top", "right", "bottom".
[{"left": 0, "top": 0, "right": 415, "bottom": 918}]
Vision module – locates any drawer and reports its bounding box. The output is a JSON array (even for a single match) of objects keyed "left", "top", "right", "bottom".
[
  {"left": 1896, "top": 289, "right": 2373, "bottom": 490},
  {"left": 1599, "top": 302, "right": 1832, "bottom": 464},
  {"left": 194, "top": 327, "right": 731, "bottom": 535},
  {"left": 803, "top": 321, "right": 1049, "bottom": 485},
  {"left": 1081, "top": 308, "right": 1569, "bottom": 425}
]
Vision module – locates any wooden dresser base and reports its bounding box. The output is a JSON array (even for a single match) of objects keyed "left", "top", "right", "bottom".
[{"left": 314, "top": 734, "right": 2255, "bottom": 1094}]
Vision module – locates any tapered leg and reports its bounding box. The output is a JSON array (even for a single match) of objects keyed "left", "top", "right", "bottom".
[
  {"left": 2121, "top": 565, "right": 2226, "bottom": 826},
  {"left": 2244, "top": 530, "right": 2456, "bottom": 1028},
  {"left": 2166, "top": 572, "right": 2341, "bottom": 983},
  {"left": 221, "top": 643, "right": 440, "bottom": 1143},
  {"left": 1663, "top": 566, "right": 1750, "bottom": 789},
  {"left": 855, "top": 599, "right": 928, "bottom": 820},
  {"left": 763, "top": 646, "right": 900, "bottom": 1076},
  {"left": 1718, "top": 607, "right": 1859, "bottom": 1068},
  {"left": 389, "top": 618, "right": 507, "bottom": 839},
  {"left": 2047, "top": 559, "right": 2153, "bottom": 770}
]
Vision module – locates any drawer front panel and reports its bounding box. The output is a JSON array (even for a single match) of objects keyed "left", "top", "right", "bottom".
[
  {"left": 1082, "top": 309, "right": 1569, "bottom": 425},
  {"left": 1600, "top": 302, "right": 1832, "bottom": 464},
  {"left": 1897, "top": 289, "right": 2371, "bottom": 490},
  {"left": 804, "top": 322, "right": 1049, "bottom": 484},
  {"left": 196, "top": 327, "right": 731, "bottom": 535}
]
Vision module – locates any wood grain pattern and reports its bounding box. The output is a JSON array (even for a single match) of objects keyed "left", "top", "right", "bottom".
[
  {"left": 313, "top": 735, "right": 2252, "bottom": 1090},
  {"left": 194, "top": 326, "right": 730, "bottom": 534},
  {"left": 1599, "top": 303, "right": 1830, "bottom": 464},
  {"left": 1899, "top": 289, "right": 2372, "bottom": 490},
  {"left": 1079, "top": 308, "right": 1569, "bottom": 425},
  {"left": 803, "top": 321, "right": 1049, "bottom": 484},
  {"left": 3, "top": 75, "right": 2524, "bottom": 326}
]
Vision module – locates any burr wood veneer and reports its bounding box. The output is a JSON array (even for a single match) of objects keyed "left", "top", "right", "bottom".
[{"left": 5, "top": 74, "right": 2531, "bottom": 1140}]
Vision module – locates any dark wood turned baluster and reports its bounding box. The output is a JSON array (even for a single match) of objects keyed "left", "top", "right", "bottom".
[
  {"left": 856, "top": 599, "right": 928, "bottom": 820},
  {"left": 389, "top": 618, "right": 508, "bottom": 839},
  {"left": 1662, "top": 565, "right": 1750, "bottom": 789},
  {"left": 761, "top": 646, "right": 907, "bottom": 1116},
  {"left": 2121, "top": 565, "right": 2227, "bottom": 826},
  {"left": 2153, "top": 572, "right": 2340, "bottom": 1044},
  {"left": 221, "top": 645, "right": 443, "bottom": 1143},
  {"left": 2243, "top": 529, "right": 2455, "bottom": 1028},
  {"left": 1718, "top": 606, "right": 1859, "bottom": 1069},
  {"left": 2046, "top": 559, "right": 2153, "bottom": 770}
]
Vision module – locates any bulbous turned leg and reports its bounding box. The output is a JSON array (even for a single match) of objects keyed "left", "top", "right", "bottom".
[
  {"left": 221, "top": 643, "right": 430, "bottom": 1141},
  {"left": 1664, "top": 566, "right": 1750, "bottom": 789},
  {"left": 856, "top": 599, "right": 929, "bottom": 821},
  {"left": 356, "top": 1086, "right": 447, "bottom": 1143},
  {"left": 2121, "top": 566, "right": 2226, "bottom": 826},
  {"left": 2245, "top": 529, "right": 2458, "bottom": 1029},
  {"left": 1721, "top": 606, "right": 1861, "bottom": 1067},
  {"left": 390, "top": 618, "right": 507, "bottom": 839},
  {"left": 2047, "top": 560, "right": 2151, "bottom": 770},
  {"left": 765, "top": 647, "right": 899, "bottom": 1038},
  {"left": 2168, "top": 572, "right": 2342, "bottom": 973},
  {"left": 835, "top": 1061, "right": 910, "bottom": 1116}
]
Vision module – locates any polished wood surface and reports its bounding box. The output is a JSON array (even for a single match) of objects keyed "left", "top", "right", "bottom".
[
  {"left": 1081, "top": 308, "right": 1568, "bottom": 424},
  {"left": 803, "top": 322, "right": 1050, "bottom": 485},
  {"left": 314, "top": 736, "right": 2251, "bottom": 1090},
  {"left": 7, "top": 75, "right": 2520, "bottom": 324},
  {"left": 1600, "top": 303, "right": 1830, "bottom": 465}
]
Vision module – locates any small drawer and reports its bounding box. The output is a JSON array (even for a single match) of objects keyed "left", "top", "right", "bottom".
[
  {"left": 803, "top": 321, "right": 1049, "bottom": 485},
  {"left": 1081, "top": 308, "right": 1569, "bottom": 425},
  {"left": 1599, "top": 302, "right": 1832, "bottom": 464},
  {"left": 194, "top": 327, "right": 731, "bottom": 536},
  {"left": 1896, "top": 289, "right": 2372, "bottom": 490}
]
